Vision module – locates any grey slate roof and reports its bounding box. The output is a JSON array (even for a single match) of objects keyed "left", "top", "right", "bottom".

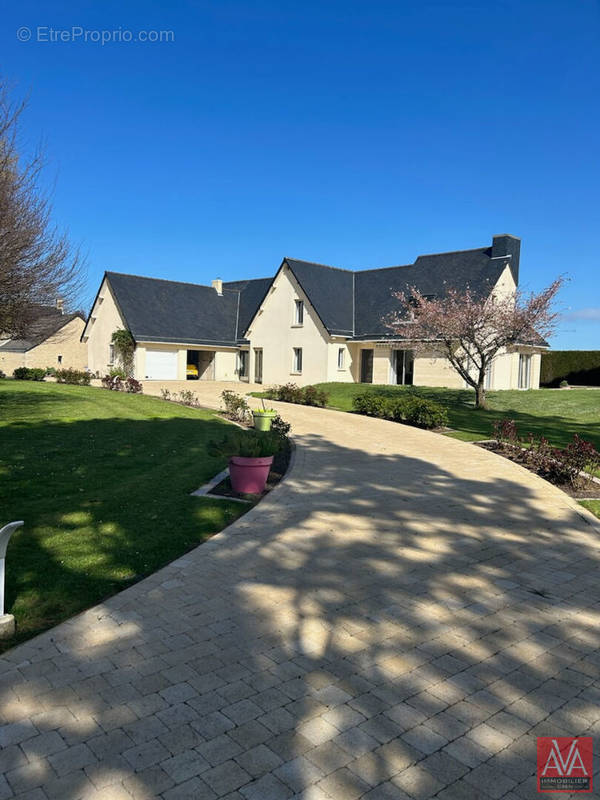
[
  {"left": 105, "top": 272, "right": 271, "bottom": 346},
  {"left": 101, "top": 234, "right": 534, "bottom": 347},
  {"left": 0, "top": 310, "right": 84, "bottom": 352}
]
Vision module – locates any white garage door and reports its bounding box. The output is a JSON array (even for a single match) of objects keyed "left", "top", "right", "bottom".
[{"left": 145, "top": 350, "right": 178, "bottom": 380}]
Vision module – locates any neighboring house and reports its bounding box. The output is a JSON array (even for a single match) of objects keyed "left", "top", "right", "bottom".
[
  {"left": 82, "top": 233, "right": 546, "bottom": 389},
  {"left": 0, "top": 306, "right": 87, "bottom": 375}
]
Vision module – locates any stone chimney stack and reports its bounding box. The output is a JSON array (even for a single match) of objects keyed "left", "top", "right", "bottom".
[
  {"left": 56, "top": 297, "right": 65, "bottom": 314},
  {"left": 212, "top": 279, "right": 223, "bottom": 296},
  {"left": 491, "top": 234, "right": 521, "bottom": 286}
]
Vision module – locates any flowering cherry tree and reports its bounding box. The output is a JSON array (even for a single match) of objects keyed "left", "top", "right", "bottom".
[{"left": 386, "top": 279, "right": 563, "bottom": 409}]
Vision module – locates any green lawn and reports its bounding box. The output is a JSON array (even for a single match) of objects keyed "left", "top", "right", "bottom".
[
  {"left": 307, "top": 383, "right": 600, "bottom": 449},
  {"left": 580, "top": 500, "right": 600, "bottom": 521},
  {"left": 0, "top": 381, "right": 246, "bottom": 650}
]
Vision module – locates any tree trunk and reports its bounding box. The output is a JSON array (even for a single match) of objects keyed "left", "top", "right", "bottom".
[{"left": 475, "top": 382, "right": 487, "bottom": 409}]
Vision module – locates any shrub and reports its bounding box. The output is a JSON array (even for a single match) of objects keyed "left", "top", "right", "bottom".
[
  {"left": 264, "top": 383, "right": 329, "bottom": 407},
  {"left": 399, "top": 396, "right": 449, "bottom": 429},
  {"left": 109, "top": 366, "right": 128, "bottom": 379},
  {"left": 353, "top": 394, "right": 390, "bottom": 417},
  {"left": 353, "top": 392, "right": 448, "bottom": 429},
  {"left": 45, "top": 366, "right": 57, "bottom": 376},
  {"left": 493, "top": 418, "right": 519, "bottom": 446},
  {"left": 13, "top": 367, "right": 46, "bottom": 381},
  {"left": 209, "top": 429, "right": 282, "bottom": 459},
  {"left": 271, "top": 414, "right": 291, "bottom": 439},
  {"left": 221, "top": 390, "right": 251, "bottom": 423},
  {"left": 560, "top": 380, "right": 569, "bottom": 388},
  {"left": 0, "top": 370, "right": 5, "bottom": 379},
  {"left": 55, "top": 368, "right": 91, "bottom": 385},
  {"left": 160, "top": 388, "right": 171, "bottom": 401},
  {"left": 124, "top": 377, "right": 142, "bottom": 394}
]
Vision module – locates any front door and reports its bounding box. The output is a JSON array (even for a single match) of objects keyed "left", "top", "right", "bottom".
[
  {"left": 394, "top": 350, "right": 414, "bottom": 385},
  {"left": 254, "top": 348, "right": 263, "bottom": 383},
  {"left": 360, "top": 349, "right": 374, "bottom": 383}
]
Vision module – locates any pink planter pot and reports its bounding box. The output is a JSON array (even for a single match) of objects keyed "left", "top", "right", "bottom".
[{"left": 229, "top": 455, "right": 274, "bottom": 494}]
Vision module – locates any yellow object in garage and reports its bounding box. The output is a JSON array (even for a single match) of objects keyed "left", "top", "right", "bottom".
[{"left": 186, "top": 364, "right": 199, "bottom": 379}]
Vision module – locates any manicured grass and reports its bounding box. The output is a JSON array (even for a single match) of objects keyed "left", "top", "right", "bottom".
[
  {"left": 308, "top": 383, "right": 600, "bottom": 448},
  {"left": 0, "top": 381, "right": 246, "bottom": 650},
  {"left": 580, "top": 500, "right": 600, "bottom": 521}
]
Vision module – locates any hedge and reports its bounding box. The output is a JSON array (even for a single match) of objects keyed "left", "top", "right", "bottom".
[
  {"left": 540, "top": 351, "right": 600, "bottom": 387},
  {"left": 353, "top": 392, "right": 448, "bottom": 429}
]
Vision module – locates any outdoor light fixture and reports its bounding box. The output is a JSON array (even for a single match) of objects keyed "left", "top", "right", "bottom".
[{"left": 0, "top": 521, "right": 23, "bottom": 638}]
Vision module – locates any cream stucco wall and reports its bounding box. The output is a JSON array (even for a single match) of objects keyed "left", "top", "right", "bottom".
[
  {"left": 0, "top": 317, "right": 87, "bottom": 375},
  {"left": 246, "top": 264, "right": 330, "bottom": 386},
  {"left": 83, "top": 279, "right": 127, "bottom": 375},
  {"left": 326, "top": 340, "right": 354, "bottom": 383}
]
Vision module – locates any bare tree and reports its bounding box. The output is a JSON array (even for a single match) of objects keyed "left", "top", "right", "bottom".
[
  {"left": 386, "top": 279, "right": 563, "bottom": 409},
  {"left": 0, "top": 80, "right": 85, "bottom": 339}
]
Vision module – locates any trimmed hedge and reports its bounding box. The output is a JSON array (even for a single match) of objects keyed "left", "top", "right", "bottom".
[
  {"left": 353, "top": 392, "right": 448, "bottom": 429},
  {"left": 541, "top": 351, "right": 600, "bottom": 387},
  {"left": 264, "top": 383, "right": 329, "bottom": 408},
  {"left": 55, "top": 368, "right": 91, "bottom": 385},
  {"left": 13, "top": 367, "right": 46, "bottom": 381}
]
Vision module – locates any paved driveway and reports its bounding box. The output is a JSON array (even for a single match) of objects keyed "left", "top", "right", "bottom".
[{"left": 1, "top": 385, "right": 599, "bottom": 799}]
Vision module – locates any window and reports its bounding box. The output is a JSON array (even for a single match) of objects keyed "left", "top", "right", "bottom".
[
  {"left": 518, "top": 354, "right": 531, "bottom": 389},
  {"left": 238, "top": 351, "right": 249, "bottom": 379},
  {"left": 108, "top": 344, "right": 115, "bottom": 365},
  {"left": 337, "top": 347, "right": 345, "bottom": 370},
  {"left": 292, "top": 347, "right": 303, "bottom": 373},
  {"left": 57, "top": 355, "right": 63, "bottom": 365},
  {"left": 484, "top": 360, "right": 493, "bottom": 390},
  {"left": 294, "top": 299, "right": 304, "bottom": 325}
]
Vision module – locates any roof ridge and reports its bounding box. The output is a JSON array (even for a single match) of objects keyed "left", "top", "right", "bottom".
[
  {"left": 415, "top": 246, "right": 488, "bottom": 259},
  {"left": 285, "top": 257, "right": 353, "bottom": 273},
  {"left": 106, "top": 271, "right": 213, "bottom": 291}
]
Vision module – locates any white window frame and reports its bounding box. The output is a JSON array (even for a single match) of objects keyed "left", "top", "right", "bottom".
[
  {"left": 294, "top": 299, "right": 304, "bottom": 326},
  {"left": 292, "top": 347, "right": 303, "bottom": 374},
  {"left": 518, "top": 353, "right": 531, "bottom": 389},
  {"left": 108, "top": 344, "right": 115, "bottom": 365},
  {"left": 484, "top": 360, "right": 493, "bottom": 390},
  {"left": 337, "top": 347, "right": 345, "bottom": 370}
]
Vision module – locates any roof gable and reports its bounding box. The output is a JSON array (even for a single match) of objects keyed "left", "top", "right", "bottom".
[
  {"left": 0, "top": 311, "right": 84, "bottom": 352},
  {"left": 283, "top": 259, "right": 354, "bottom": 335}
]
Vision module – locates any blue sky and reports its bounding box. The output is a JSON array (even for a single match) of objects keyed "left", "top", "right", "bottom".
[{"left": 3, "top": 0, "right": 599, "bottom": 348}]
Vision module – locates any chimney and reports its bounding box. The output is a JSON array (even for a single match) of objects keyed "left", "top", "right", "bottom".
[
  {"left": 492, "top": 234, "right": 521, "bottom": 285},
  {"left": 212, "top": 278, "right": 223, "bottom": 296},
  {"left": 56, "top": 297, "right": 64, "bottom": 314}
]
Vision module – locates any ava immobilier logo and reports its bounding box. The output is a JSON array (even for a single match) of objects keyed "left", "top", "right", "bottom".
[{"left": 537, "top": 737, "right": 593, "bottom": 793}]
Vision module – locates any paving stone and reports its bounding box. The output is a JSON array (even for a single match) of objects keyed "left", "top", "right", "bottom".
[
  {"left": 463, "top": 762, "right": 517, "bottom": 799},
  {"left": 123, "top": 765, "right": 175, "bottom": 798},
  {"left": 202, "top": 760, "right": 252, "bottom": 796},
  {"left": 47, "top": 742, "right": 97, "bottom": 776},
  {"left": 317, "top": 766, "right": 371, "bottom": 800},
  {"left": 123, "top": 738, "right": 171, "bottom": 771},
  {"left": 274, "top": 755, "right": 326, "bottom": 794},
  {"left": 161, "top": 749, "right": 210, "bottom": 782},
  {"left": 298, "top": 717, "right": 339, "bottom": 746},
  {"left": 162, "top": 777, "right": 217, "bottom": 799},
  {"left": 239, "top": 772, "right": 294, "bottom": 800},
  {"left": 391, "top": 762, "right": 444, "bottom": 799},
  {"left": 234, "top": 743, "right": 283, "bottom": 777},
  {"left": 5, "top": 758, "right": 49, "bottom": 794},
  {"left": 0, "top": 719, "right": 38, "bottom": 747},
  {"left": 197, "top": 733, "right": 242, "bottom": 765}
]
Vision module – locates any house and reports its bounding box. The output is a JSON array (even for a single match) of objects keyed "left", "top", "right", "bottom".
[
  {"left": 82, "top": 234, "right": 545, "bottom": 389},
  {"left": 0, "top": 305, "right": 87, "bottom": 375}
]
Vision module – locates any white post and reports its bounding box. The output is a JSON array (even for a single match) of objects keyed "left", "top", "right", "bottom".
[{"left": 0, "top": 521, "right": 23, "bottom": 638}]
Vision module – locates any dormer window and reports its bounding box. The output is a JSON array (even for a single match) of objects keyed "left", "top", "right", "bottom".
[{"left": 294, "top": 299, "right": 304, "bottom": 326}]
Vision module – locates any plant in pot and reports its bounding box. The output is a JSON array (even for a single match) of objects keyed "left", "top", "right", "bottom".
[
  {"left": 253, "top": 400, "right": 278, "bottom": 431},
  {"left": 209, "top": 429, "right": 282, "bottom": 494}
]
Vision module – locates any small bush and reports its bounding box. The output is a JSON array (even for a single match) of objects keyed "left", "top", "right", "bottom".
[
  {"left": 109, "top": 366, "right": 128, "bottom": 379},
  {"left": 55, "top": 368, "right": 91, "bottom": 385},
  {"left": 560, "top": 380, "right": 569, "bottom": 388},
  {"left": 13, "top": 367, "right": 46, "bottom": 381},
  {"left": 160, "top": 388, "right": 171, "bottom": 401},
  {"left": 271, "top": 414, "right": 291, "bottom": 439},
  {"left": 221, "top": 390, "right": 251, "bottom": 422},
  {"left": 0, "top": 370, "right": 5, "bottom": 379},
  {"left": 352, "top": 392, "right": 448, "bottom": 429},
  {"left": 209, "top": 429, "right": 282, "bottom": 459},
  {"left": 45, "top": 366, "right": 57, "bottom": 376},
  {"left": 493, "top": 418, "right": 519, "bottom": 446},
  {"left": 264, "top": 383, "right": 329, "bottom": 408},
  {"left": 124, "top": 377, "right": 142, "bottom": 394}
]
